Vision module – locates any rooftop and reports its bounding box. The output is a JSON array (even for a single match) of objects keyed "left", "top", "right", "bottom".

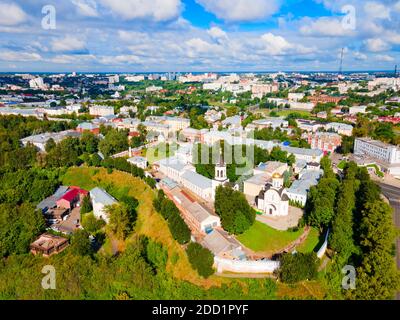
[
  {"left": 203, "top": 229, "right": 241, "bottom": 256},
  {"left": 181, "top": 170, "right": 213, "bottom": 190},
  {"left": 30, "top": 233, "right": 68, "bottom": 250},
  {"left": 90, "top": 187, "right": 117, "bottom": 206}
]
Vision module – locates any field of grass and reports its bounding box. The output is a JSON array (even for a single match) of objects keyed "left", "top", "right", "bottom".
[
  {"left": 237, "top": 221, "right": 304, "bottom": 255},
  {"left": 257, "top": 108, "right": 311, "bottom": 118},
  {"left": 296, "top": 228, "right": 321, "bottom": 253}
]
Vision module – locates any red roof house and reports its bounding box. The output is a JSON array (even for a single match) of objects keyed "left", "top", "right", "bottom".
[{"left": 56, "top": 187, "right": 88, "bottom": 210}]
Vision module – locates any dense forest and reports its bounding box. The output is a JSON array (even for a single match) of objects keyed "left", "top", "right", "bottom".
[{"left": 305, "top": 156, "right": 400, "bottom": 299}]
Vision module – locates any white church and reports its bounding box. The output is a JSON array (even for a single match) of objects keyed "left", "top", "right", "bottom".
[{"left": 256, "top": 173, "right": 289, "bottom": 216}]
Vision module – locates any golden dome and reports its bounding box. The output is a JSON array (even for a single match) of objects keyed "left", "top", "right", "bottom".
[{"left": 272, "top": 172, "right": 282, "bottom": 179}]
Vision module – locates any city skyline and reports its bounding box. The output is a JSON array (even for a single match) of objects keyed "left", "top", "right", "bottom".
[{"left": 1, "top": 0, "right": 400, "bottom": 72}]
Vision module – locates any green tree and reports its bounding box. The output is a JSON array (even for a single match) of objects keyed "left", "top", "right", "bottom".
[
  {"left": 45, "top": 138, "right": 56, "bottom": 152},
  {"left": 80, "top": 195, "right": 92, "bottom": 214},
  {"left": 106, "top": 203, "right": 133, "bottom": 240},
  {"left": 70, "top": 230, "right": 92, "bottom": 256},
  {"left": 0, "top": 203, "right": 45, "bottom": 257},
  {"left": 215, "top": 186, "right": 256, "bottom": 235},
  {"left": 351, "top": 201, "right": 400, "bottom": 299},
  {"left": 82, "top": 213, "right": 106, "bottom": 234},
  {"left": 99, "top": 129, "right": 129, "bottom": 157},
  {"left": 168, "top": 212, "right": 191, "bottom": 244},
  {"left": 306, "top": 178, "right": 340, "bottom": 230},
  {"left": 80, "top": 131, "right": 99, "bottom": 154},
  {"left": 186, "top": 242, "right": 214, "bottom": 278}
]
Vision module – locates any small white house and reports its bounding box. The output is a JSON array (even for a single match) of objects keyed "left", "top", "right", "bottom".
[
  {"left": 127, "top": 156, "right": 148, "bottom": 170},
  {"left": 90, "top": 187, "right": 117, "bottom": 223}
]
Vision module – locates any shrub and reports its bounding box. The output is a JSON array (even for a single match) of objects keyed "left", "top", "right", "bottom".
[{"left": 279, "top": 252, "right": 319, "bottom": 283}]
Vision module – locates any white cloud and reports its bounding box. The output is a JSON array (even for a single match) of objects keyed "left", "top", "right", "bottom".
[
  {"left": 353, "top": 52, "right": 367, "bottom": 61},
  {"left": 0, "top": 51, "right": 41, "bottom": 62},
  {"left": 364, "top": 38, "right": 390, "bottom": 52},
  {"left": 51, "top": 35, "right": 87, "bottom": 53},
  {"left": 50, "top": 54, "right": 95, "bottom": 64},
  {"left": 364, "top": 2, "right": 390, "bottom": 20},
  {"left": 300, "top": 17, "right": 354, "bottom": 37},
  {"left": 118, "top": 30, "right": 149, "bottom": 43},
  {"left": 207, "top": 27, "right": 227, "bottom": 42},
  {"left": 0, "top": 2, "right": 27, "bottom": 26},
  {"left": 395, "top": 1, "right": 400, "bottom": 12},
  {"left": 98, "top": 54, "right": 142, "bottom": 65},
  {"left": 259, "top": 33, "right": 292, "bottom": 55},
  {"left": 71, "top": 0, "right": 99, "bottom": 17},
  {"left": 385, "top": 31, "right": 400, "bottom": 45},
  {"left": 186, "top": 38, "right": 222, "bottom": 57},
  {"left": 100, "top": 0, "right": 181, "bottom": 21},
  {"left": 375, "top": 54, "right": 394, "bottom": 62},
  {"left": 196, "top": 0, "right": 280, "bottom": 22}
]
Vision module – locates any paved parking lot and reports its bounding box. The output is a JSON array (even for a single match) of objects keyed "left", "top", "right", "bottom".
[{"left": 256, "top": 206, "right": 304, "bottom": 231}]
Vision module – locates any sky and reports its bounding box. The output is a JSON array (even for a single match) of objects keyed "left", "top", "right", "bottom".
[{"left": 0, "top": 0, "right": 399, "bottom": 72}]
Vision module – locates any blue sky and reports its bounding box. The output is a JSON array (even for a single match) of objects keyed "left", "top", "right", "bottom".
[{"left": 0, "top": 0, "right": 399, "bottom": 72}]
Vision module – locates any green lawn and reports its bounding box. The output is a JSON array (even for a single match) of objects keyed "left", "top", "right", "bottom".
[
  {"left": 296, "top": 228, "right": 321, "bottom": 253},
  {"left": 337, "top": 160, "right": 347, "bottom": 170},
  {"left": 237, "top": 221, "right": 304, "bottom": 255},
  {"left": 366, "top": 164, "right": 384, "bottom": 177},
  {"left": 62, "top": 167, "right": 99, "bottom": 190},
  {"left": 257, "top": 108, "right": 311, "bottom": 118}
]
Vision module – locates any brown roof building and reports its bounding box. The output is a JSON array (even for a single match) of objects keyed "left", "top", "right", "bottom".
[
  {"left": 308, "top": 94, "right": 344, "bottom": 105},
  {"left": 30, "top": 233, "right": 69, "bottom": 257}
]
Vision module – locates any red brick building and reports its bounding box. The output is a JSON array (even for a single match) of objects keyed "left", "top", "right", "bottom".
[{"left": 309, "top": 94, "right": 344, "bottom": 105}]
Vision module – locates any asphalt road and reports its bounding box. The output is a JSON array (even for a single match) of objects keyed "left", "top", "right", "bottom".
[{"left": 378, "top": 183, "right": 400, "bottom": 300}]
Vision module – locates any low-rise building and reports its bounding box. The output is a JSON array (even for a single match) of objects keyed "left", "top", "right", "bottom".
[
  {"left": 56, "top": 187, "right": 88, "bottom": 210},
  {"left": 246, "top": 118, "right": 288, "bottom": 130},
  {"left": 349, "top": 105, "right": 368, "bottom": 115},
  {"left": 20, "top": 130, "right": 82, "bottom": 152},
  {"left": 296, "top": 119, "right": 324, "bottom": 132},
  {"left": 305, "top": 132, "right": 342, "bottom": 153},
  {"left": 288, "top": 92, "right": 305, "bottom": 102},
  {"left": 202, "top": 229, "right": 244, "bottom": 259},
  {"left": 127, "top": 156, "right": 147, "bottom": 169},
  {"left": 76, "top": 122, "right": 100, "bottom": 134},
  {"left": 167, "top": 185, "right": 221, "bottom": 234},
  {"left": 308, "top": 94, "right": 343, "bottom": 105},
  {"left": 30, "top": 233, "right": 69, "bottom": 257},
  {"left": 90, "top": 187, "right": 118, "bottom": 223},
  {"left": 89, "top": 105, "right": 115, "bottom": 117},
  {"left": 325, "top": 122, "right": 353, "bottom": 136},
  {"left": 281, "top": 145, "right": 324, "bottom": 163},
  {"left": 285, "top": 169, "right": 323, "bottom": 206}
]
